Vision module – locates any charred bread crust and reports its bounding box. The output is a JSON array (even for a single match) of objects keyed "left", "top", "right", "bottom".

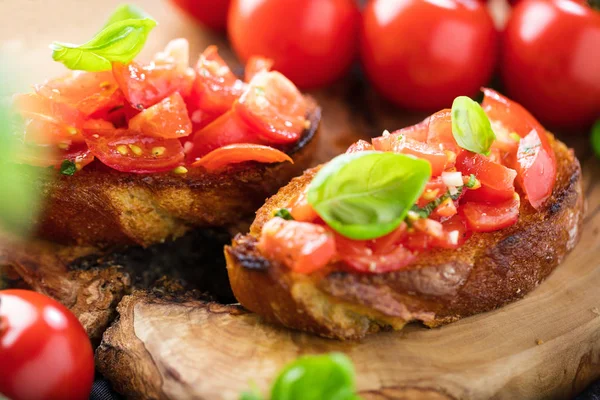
[
  {"left": 23, "top": 100, "right": 320, "bottom": 248},
  {"left": 225, "top": 134, "right": 584, "bottom": 340}
]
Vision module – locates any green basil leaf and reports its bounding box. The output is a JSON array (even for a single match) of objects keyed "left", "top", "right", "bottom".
[
  {"left": 274, "top": 208, "right": 294, "bottom": 220},
  {"left": 239, "top": 391, "right": 263, "bottom": 400},
  {"left": 50, "top": 6, "right": 156, "bottom": 72},
  {"left": 270, "top": 353, "right": 361, "bottom": 400},
  {"left": 307, "top": 151, "right": 431, "bottom": 240},
  {"left": 104, "top": 4, "right": 151, "bottom": 27},
  {"left": 59, "top": 160, "right": 77, "bottom": 176},
  {"left": 592, "top": 119, "right": 600, "bottom": 159},
  {"left": 451, "top": 96, "right": 496, "bottom": 155}
]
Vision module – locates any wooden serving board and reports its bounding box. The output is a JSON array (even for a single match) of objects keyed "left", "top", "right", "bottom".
[{"left": 1, "top": 1, "right": 599, "bottom": 399}]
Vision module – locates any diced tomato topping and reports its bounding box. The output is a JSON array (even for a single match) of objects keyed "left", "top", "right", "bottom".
[
  {"left": 191, "top": 144, "right": 292, "bottom": 171},
  {"left": 34, "top": 71, "right": 124, "bottom": 118},
  {"left": 426, "top": 109, "right": 459, "bottom": 153},
  {"left": 189, "top": 46, "right": 246, "bottom": 116},
  {"left": 372, "top": 119, "right": 429, "bottom": 150},
  {"left": 235, "top": 71, "right": 307, "bottom": 144},
  {"left": 393, "top": 137, "right": 448, "bottom": 176},
  {"left": 189, "top": 110, "right": 263, "bottom": 159},
  {"left": 416, "top": 177, "right": 446, "bottom": 207},
  {"left": 432, "top": 197, "right": 458, "bottom": 218},
  {"left": 244, "top": 56, "right": 274, "bottom": 83},
  {"left": 15, "top": 142, "right": 94, "bottom": 169},
  {"left": 258, "top": 218, "right": 336, "bottom": 274},
  {"left": 482, "top": 88, "right": 556, "bottom": 209},
  {"left": 13, "top": 93, "right": 86, "bottom": 144},
  {"left": 128, "top": 92, "right": 192, "bottom": 139},
  {"left": 456, "top": 151, "right": 517, "bottom": 203},
  {"left": 462, "top": 195, "right": 521, "bottom": 233},
  {"left": 84, "top": 128, "right": 184, "bottom": 173},
  {"left": 113, "top": 60, "right": 195, "bottom": 110},
  {"left": 346, "top": 139, "right": 374, "bottom": 153},
  {"left": 289, "top": 188, "right": 319, "bottom": 222}
]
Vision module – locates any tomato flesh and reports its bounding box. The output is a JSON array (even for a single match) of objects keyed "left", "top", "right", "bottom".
[
  {"left": 456, "top": 151, "right": 517, "bottom": 203},
  {"left": 462, "top": 196, "right": 521, "bottom": 233},
  {"left": 0, "top": 290, "right": 94, "bottom": 400},
  {"left": 128, "top": 92, "right": 192, "bottom": 139},
  {"left": 244, "top": 56, "right": 274, "bottom": 83},
  {"left": 258, "top": 218, "right": 336, "bottom": 274},
  {"left": 235, "top": 71, "right": 307, "bottom": 144},
  {"left": 84, "top": 128, "right": 184, "bottom": 173},
  {"left": 191, "top": 144, "right": 292, "bottom": 171},
  {"left": 482, "top": 88, "right": 556, "bottom": 209}
]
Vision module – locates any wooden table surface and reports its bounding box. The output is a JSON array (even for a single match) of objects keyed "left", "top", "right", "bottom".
[{"left": 1, "top": 1, "right": 599, "bottom": 399}]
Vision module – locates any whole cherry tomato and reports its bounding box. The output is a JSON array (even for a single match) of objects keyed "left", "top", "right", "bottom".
[
  {"left": 501, "top": 0, "right": 600, "bottom": 130},
  {"left": 227, "top": 0, "right": 361, "bottom": 89},
  {"left": 0, "top": 290, "right": 94, "bottom": 400},
  {"left": 360, "top": 0, "right": 498, "bottom": 111},
  {"left": 169, "top": 0, "right": 231, "bottom": 31}
]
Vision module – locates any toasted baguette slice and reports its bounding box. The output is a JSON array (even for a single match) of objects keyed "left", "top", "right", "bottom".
[
  {"left": 225, "top": 134, "right": 584, "bottom": 340},
  {"left": 23, "top": 101, "right": 320, "bottom": 248}
]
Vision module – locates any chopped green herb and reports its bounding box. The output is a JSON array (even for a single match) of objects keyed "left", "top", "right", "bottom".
[
  {"left": 274, "top": 208, "right": 294, "bottom": 220},
  {"left": 410, "top": 186, "right": 463, "bottom": 219},
  {"left": 60, "top": 160, "right": 77, "bottom": 176},
  {"left": 465, "top": 174, "right": 479, "bottom": 189}
]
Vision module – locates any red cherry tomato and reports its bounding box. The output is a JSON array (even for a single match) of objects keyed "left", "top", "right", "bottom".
[
  {"left": 258, "top": 218, "right": 336, "bottom": 274},
  {"left": 191, "top": 143, "right": 292, "bottom": 171},
  {"left": 189, "top": 46, "right": 246, "bottom": 117},
  {"left": 128, "top": 92, "right": 192, "bottom": 139},
  {"left": 0, "top": 290, "right": 94, "bottom": 400},
  {"left": 501, "top": 0, "right": 600, "bottom": 129},
  {"left": 169, "top": 0, "right": 231, "bottom": 31},
  {"left": 360, "top": 0, "right": 498, "bottom": 111},
  {"left": 482, "top": 88, "right": 556, "bottom": 209},
  {"left": 228, "top": 0, "right": 360, "bottom": 89},
  {"left": 189, "top": 110, "right": 263, "bottom": 159},
  {"left": 235, "top": 71, "right": 307, "bottom": 144},
  {"left": 462, "top": 195, "right": 521, "bottom": 232},
  {"left": 84, "top": 128, "right": 185, "bottom": 173}
]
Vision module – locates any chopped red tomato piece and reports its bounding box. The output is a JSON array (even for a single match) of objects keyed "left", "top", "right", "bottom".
[
  {"left": 416, "top": 177, "right": 446, "bottom": 207},
  {"left": 128, "top": 92, "right": 192, "bottom": 139},
  {"left": 462, "top": 195, "right": 520, "bottom": 232},
  {"left": 189, "top": 110, "right": 263, "bottom": 158},
  {"left": 191, "top": 144, "right": 292, "bottom": 171},
  {"left": 113, "top": 60, "right": 195, "bottom": 110},
  {"left": 393, "top": 137, "right": 448, "bottom": 176},
  {"left": 372, "top": 119, "right": 429, "bottom": 150},
  {"left": 456, "top": 151, "right": 517, "bottom": 203},
  {"left": 34, "top": 71, "right": 124, "bottom": 118},
  {"left": 84, "top": 129, "right": 184, "bottom": 173},
  {"left": 482, "top": 88, "right": 556, "bottom": 209},
  {"left": 16, "top": 142, "right": 94, "bottom": 169},
  {"left": 406, "top": 215, "right": 468, "bottom": 250},
  {"left": 13, "top": 93, "right": 86, "bottom": 144},
  {"left": 245, "top": 56, "right": 274, "bottom": 83},
  {"left": 289, "top": 188, "right": 319, "bottom": 222},
  {"left": 258, "top": 217, "right": 336, "bottom": 274},
  {"left": 189, "top": 46, "right": 246, "bottom": 116},
  {"left": 346, "top": 139, "right": 374, "bottom": 153},
  {"left": 426, "top": 109, "right": 459, "bottom": 153},
  {"left": 235, "top": 71, "right": 307, "bottom": 144}
]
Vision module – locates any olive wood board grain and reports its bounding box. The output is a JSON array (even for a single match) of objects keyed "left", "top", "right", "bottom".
[{"left": 0, "top": 0, "right": 598, "bottom": 399}]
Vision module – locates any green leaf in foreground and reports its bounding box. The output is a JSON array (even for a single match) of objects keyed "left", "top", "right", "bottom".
[
  {"left": 270, "top": 353, "right": 361, "bottom": 400},
  {"left": 592, "top": 119, "right": 600, "bottom": 159},
  {"left": 104, "top": 3, "right": 151, "bottom": 27},
  {"left": 307, "top": 151, "right": 431, "bottom": 240},
  {"left": 451, "top": 96, "right": 496, "bottom": 155},
  {"left": 51, "top": 4, "right": 156, "bottom": 71}
]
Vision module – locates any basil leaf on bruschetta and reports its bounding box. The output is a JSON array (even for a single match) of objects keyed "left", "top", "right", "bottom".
[
  {"left": 307, "top": 151, "right": 431, "bottom": 240},
  {"left": 451, "top": 96, "right": 496, "bottom": 156},
  {"left": 51, "top": 4, "right": 156, "bottom": 72}
]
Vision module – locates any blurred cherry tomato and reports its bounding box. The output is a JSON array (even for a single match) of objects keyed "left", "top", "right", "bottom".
[
  {"left": 228, "top": 0, "right": 361, "bottom": 89},
  {"left": 169, "top": 0, "right": 231, "bottom": 31},
  {"left": 0, "top": 290, "right": 94, "bottom": 400},
  {"left": 501, "top": 0, "right": 600, "bottom": 130},
  {"left": 360, "top": 0, "right": 498, "bottom": 111}
]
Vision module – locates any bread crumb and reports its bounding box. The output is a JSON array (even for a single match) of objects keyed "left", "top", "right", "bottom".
[
  {"left": 591, "top": 307, "right": 600, "bottom": 316},
  {"left": 536, "top": 339, "right": 544, "bottom": 345}
]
